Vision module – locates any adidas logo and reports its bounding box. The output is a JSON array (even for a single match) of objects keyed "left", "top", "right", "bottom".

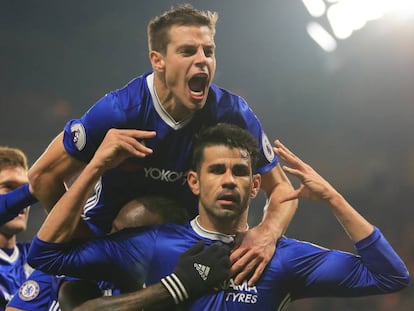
[{"left": 194, "top": 263, "right": 210, "bottom": 280}]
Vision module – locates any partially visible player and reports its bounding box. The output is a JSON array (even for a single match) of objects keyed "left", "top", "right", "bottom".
[
  {"left": 28, "top": 124, "right": 409, "bottom": 310},
  {"left": 109, "top": 196, "right": 190, "bottom": 233},
  {"left": 0, "top": 147, "right": 60, "bottom": 311},
  {"left": 6, "top": 270, "right": 60, "bottom": 311},
  {"left": 0, "top": 147, "right": 35, "bottom": 310}
]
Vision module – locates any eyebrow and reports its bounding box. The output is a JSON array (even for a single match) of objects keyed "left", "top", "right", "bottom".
[
  {"left": 0, "top": 180, "right": 26, "bottom": 187},
  {"left": 177, "top": 42, "right": 215, "bottom": 49},
  {"left": 207, "top": 162, "right": 250, "bottom": 170}
]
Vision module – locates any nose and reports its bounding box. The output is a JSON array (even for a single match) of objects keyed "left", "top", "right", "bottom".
[
  {"left": 194, "top": 47, "right": 207, "bottom": 65},
  {"left": 222, "top": 169, "right": 236, "bottom": 188}
]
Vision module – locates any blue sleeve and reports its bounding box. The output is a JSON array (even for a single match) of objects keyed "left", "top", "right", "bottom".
[
  {"left": 63, "top": 92, "right": 125, "bottom": 163},
  {"left": 62, "top": 76, "right": 147, "bottom": 163},
  {"left": 28, "top": 236, "right": 126, "bottom": 282},
  {"left": 28, "top": 229, "right": 156, "bottom": 284},
  {"left": 354, "top": 227, "right": 410, "bottom": 287},
  {"left": 282, "top": 227, "right": 409, "bottom": 299},
  {"left": 0, "top": 184, "right": 37, "bottom": 225},
  {"left": 7, "top": 270, "right": 59, "bottom": 311}
]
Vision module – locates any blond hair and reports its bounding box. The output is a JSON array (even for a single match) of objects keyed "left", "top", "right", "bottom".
[{"left": 0, "top": 146, "right": 29, "bottom": 172}]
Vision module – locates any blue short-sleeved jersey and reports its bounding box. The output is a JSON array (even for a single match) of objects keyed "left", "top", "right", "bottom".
[
  {"left": 0, "top": 242, "right": 32, "bottom": 310},
  {"left": 63, "top": 72, "right": 277, "bottom": 234},
  {"left": 7, "top": 271, "right": 118, "bottom": 311},
  {"left": 7, "top": 269, "right": 60, "bottom": 311},
  {"left": 28, "top": 220, "right": 410, "bottom": 311}
]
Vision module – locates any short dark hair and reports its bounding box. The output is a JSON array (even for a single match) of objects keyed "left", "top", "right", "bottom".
[
  {"left": 137, "top": 195, "right": 189, "bottom": 224},
  {"left": 147, "top": 4, "right": 218, "bottom": 54},
  {"left": 191, "top": 123, "right": 259, "bottom": 172}
]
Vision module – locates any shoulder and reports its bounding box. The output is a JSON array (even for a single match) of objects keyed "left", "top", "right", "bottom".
[
  {"left": 204, "top": 84, "right": 259, "bottom": 126},
  {"left": 108, "top": 72, "right": 152, "bottom": 110},
  {"left": 118, "top": 72, "right": 151, "bottom": 94},
  {"left": 108, "top": 222, "right": 188, "bottom": 240},
  {"left": 208, "top": 83, "right": 249, "bottom": 108},
  {"left": 276, "top": 236, "right": 332, "bottom": 260}
]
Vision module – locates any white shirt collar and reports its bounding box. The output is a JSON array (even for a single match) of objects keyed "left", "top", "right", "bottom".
[
  {"left": 147, "top": 73, "right": 193, "bottom": 130},
  {"left": 190, "top": 216, "right": 249, "bottom": 244},
  {"left": 0, "top": 246, "right": 19, "bottom": 263}
]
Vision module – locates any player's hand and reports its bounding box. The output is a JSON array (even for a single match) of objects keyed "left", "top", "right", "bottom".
[
  {"left": 161, "top": 241, "right": 230, "bottom": 303},
  {"left": 273, "top": 140, "right": 338, "bottom": 203},
  {"left": 90, "top": 128, "right": 156, "bottom": 171},
  {"left": 230, "top": 225, "right": 275, "bottom": 286}
]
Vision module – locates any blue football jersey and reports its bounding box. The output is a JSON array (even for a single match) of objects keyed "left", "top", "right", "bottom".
[
  {"left": 0, "top": 242, "right": 32, "bottom": 310},
  {"left": 29, "top": 221, "right": 409, "bottom": 311},
  {"left": 7, "top": 269, "right": 60, "bottom": 311},
  {"left": 7, "top": 271, "right": 122, "bottom": 311},
  {"left": 63, "top": 72, "right": 277, "bottom": 234}
]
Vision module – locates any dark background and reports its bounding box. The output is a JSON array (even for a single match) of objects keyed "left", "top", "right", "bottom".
[{"left": 2, "top": 1, "right": 413, "bottom": 309}]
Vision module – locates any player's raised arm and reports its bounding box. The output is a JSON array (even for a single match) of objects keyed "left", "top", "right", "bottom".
[
  {"left": 36, "top": 129, "right": 156, "bottom": 243},
  {"left": 273, "top": 139, "right": 374, "bottom": 242}
]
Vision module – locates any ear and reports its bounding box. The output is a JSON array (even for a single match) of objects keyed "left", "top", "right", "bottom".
[
  {"left": 187, "top": 170, "right": 200, "bottom": 195},
  {"left": 250, "top": 174, "right": 261, "bottom": 199},
  {"left": 149, "top": 51, "right": 165, "bottom": 72}
]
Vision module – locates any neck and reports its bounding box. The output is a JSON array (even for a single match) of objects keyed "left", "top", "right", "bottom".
[
  {"left": 0, "top": 234, "right": 16, "bottom": 249},
  {"left": 196, "top": 213, "right": 249, "bottom": 235},
  {"left": 153, "top": 73, "right": 193, "bottom": 122}
]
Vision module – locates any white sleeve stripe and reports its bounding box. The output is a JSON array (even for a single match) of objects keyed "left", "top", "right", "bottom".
[
  {"left": 161, "top": 277, "right": 180, "bottom": 304},
  {"left": 166, "top": 275, "right": 184, "bottom": 302},
  {"left": 170, "top": 273, "right": 189, "bottom": 299},
  {"left": 161, "top": 273, "right": 189, "bottom": 304}
]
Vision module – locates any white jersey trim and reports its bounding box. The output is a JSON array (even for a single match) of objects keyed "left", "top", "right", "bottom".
[
  {"left": 0, "top": 246, "right": 19, "bottom": 263},
  {"left": 190, "top": 216, "right": 237, "bottom": 244},
  {"left": 82, "top": 177, "right": 102, "bottom": 220},
  {"left": 147, "top": 73, "right": 194, "bottom": 130}
]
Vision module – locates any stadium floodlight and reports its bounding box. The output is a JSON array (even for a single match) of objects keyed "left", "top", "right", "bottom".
[
  {"left": 302, "top": 0, "right": 327, "bottom": 17},
  {"left": 302, "top": 0, "right": 413, "bottom": 52},
  {"left": 327, "top": 0, "right": 383, "bottom": 40},
  {"left": 306, "top": 21, "right": 337, "bottom": 52}
]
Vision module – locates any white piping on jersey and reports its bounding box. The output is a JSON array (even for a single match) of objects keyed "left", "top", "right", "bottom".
[
  {"left": 190, "top": 216, "right": 249, "bottom": 244},
  {"left": 82, "top": 177, "right": 102, "bottom": 218},
  {"left": 277, "top": 293, "right": 291, "bottom": 311},
  {"left": 48, "top": 299, "right": 61, "bottom": 311},
  {"left": 24, "top": 262, "right": 34, "bottom": 278},
  {"left": 147, "top": 73, "right": 194, "bottom": 130},
  {"left": 0, "top": 246, "right": 19, "bottom": 263}
]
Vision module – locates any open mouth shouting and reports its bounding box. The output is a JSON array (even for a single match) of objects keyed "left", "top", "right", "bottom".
[{"left": 188, "top": 74, "right": 208, "bottom": 99}]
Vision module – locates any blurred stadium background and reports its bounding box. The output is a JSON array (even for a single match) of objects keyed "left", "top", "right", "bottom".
[{"left": 1, "top": 1, "right": 413, "bottom": 309}]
